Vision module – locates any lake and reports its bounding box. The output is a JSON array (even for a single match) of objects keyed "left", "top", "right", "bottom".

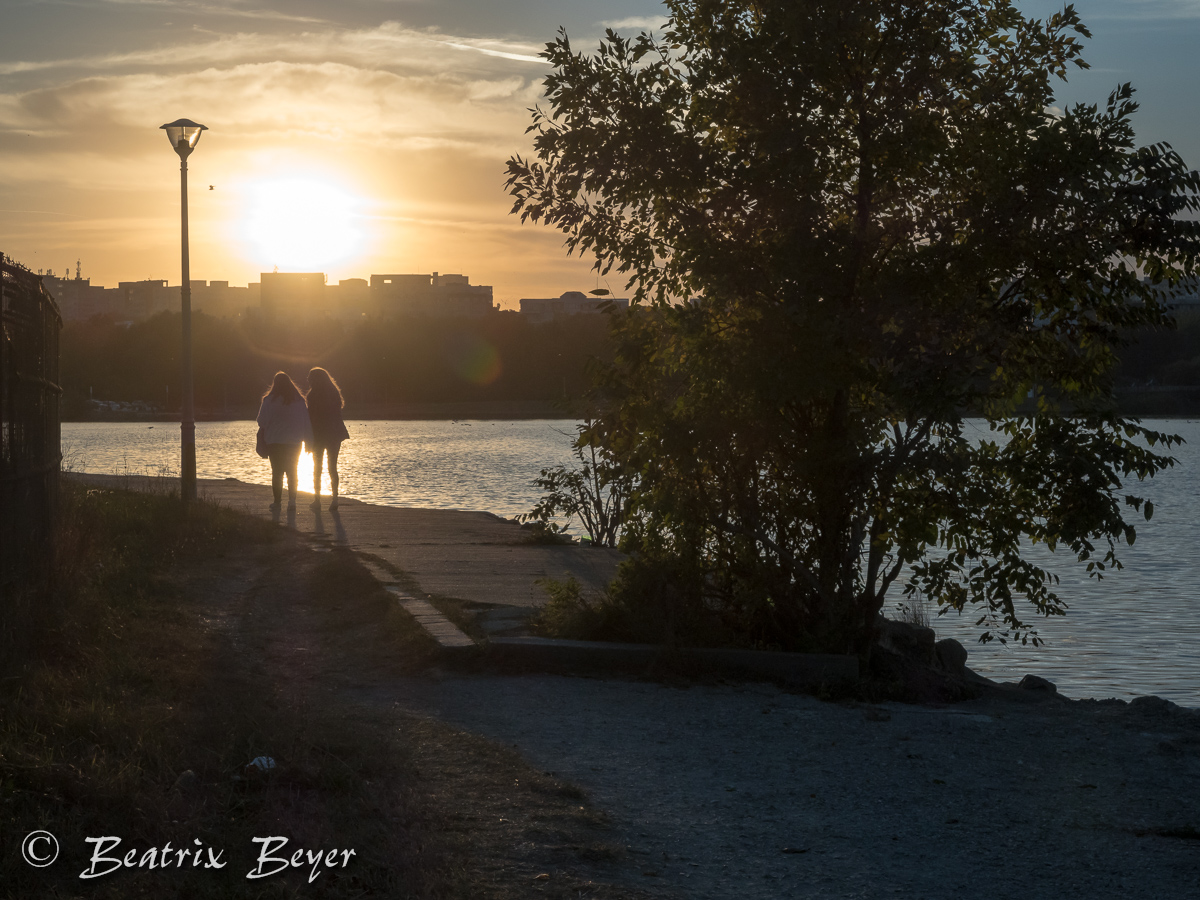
[{"left": 62, "top": 418, "right": 1200, "bottom": 707}]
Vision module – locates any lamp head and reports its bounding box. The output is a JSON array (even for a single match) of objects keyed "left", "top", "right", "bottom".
[{"left": 160, "top": 119, "right": 207, "bottom": 159}]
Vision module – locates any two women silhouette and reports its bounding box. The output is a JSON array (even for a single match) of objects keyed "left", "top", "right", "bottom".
[{"left": 255, "top": 367, "right": 349, "bottom": 511}]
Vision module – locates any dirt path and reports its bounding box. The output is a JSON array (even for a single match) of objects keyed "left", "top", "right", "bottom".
[{"left": 181, "top": 522, "right": 668, "bottom": 898}]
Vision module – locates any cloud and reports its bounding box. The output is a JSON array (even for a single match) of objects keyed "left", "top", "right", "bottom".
[
  {"left": 91, "top": 0, "right": 331, "bottom": 24},
  {"left": 0, "top": 21, "right": 548, "bottom": 148},
  {"left": 1, "top": 62, "right": 537, "bottom": 156},
  {"left": 0, "top": 16, "right": 591, "bottom": 295},
  {"left": 0, "top": 21, "right": 550, "bottom": 260},
  {"left": 437, "top": 40, "right": 545, "bottom": 64},
  {"left": 1, "top": 22, "right": 547, "bottom": 79},
  {"left": 0, "top": 208, "right": 85, "bottom": 218},
  {"left": 600, "top": 16, "right": 671, "bottom": 32}
]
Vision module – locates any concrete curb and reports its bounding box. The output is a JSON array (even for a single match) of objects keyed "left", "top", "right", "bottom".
[
  {"left": 485, "top": 636, "right": 859, "bottom": 685},
  {"left": 384, "top": 587, "right": 475, "bottom": 651},
  {"left": 357, "top": 550, "right": 857, "bottom": 683}
]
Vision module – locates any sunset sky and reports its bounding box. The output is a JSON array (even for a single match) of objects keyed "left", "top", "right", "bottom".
[{"left": 3, "top": 0, "right": 1200, "bottom": 309}]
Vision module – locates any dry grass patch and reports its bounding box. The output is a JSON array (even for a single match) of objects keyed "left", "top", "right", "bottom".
[{"left": 1, "top": 483, "right": 663, "bottom": 900}]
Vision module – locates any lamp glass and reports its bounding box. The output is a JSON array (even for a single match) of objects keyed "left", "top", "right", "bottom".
[{"left": 160, "top": 119, "right": 207, "bottom": 156}]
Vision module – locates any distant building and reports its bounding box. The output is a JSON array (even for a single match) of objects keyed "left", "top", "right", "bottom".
[
  {"left": 43, "top": 266, "right": 509, "bottom": 322},
  {"left": 42, "top": 271, "right": 122, "bottom": 320},
  {"left": 260, "top": 272, "right": 326, "bottom": 318},
  {"left": 117, "top": 280, "right": 179, "bottom": 320},
  {"left": 371, "top": 272, "right": 495, "bottom": 317},
  {"left": 189, "top": 280, "right": 255, "bottom": 318},
  {"left": 328, "top": 278, "right": 369, "bottom": 319},
  {"left": 519, "top": 291, "right": 629, "bottom": 324}
]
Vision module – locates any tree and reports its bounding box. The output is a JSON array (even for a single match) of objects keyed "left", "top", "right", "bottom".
[
  {"left": 520, "top": 420, "right": 628, "bottom": 547},
  {"left": 506, "top": 0, "right": 1200, "bottom": 656}
]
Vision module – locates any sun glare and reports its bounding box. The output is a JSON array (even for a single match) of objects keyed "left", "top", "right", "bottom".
[{"left": 243, "top": 177, "right": 365, "bottom": 270}]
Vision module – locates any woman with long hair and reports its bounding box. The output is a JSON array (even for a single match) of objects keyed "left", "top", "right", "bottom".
[
  {"left": 256, "top": 371, "right": 313, "bottom": 511},
  {"left": 306, "top": 366, "right": 350, "bottom": 510}
]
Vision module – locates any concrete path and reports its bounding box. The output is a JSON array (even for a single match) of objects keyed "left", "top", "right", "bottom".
[{"left": 71, "top": 474, "right": 622, "bottom": 609}]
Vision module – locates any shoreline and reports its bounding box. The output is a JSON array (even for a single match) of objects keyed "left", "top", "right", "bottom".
[
  {"left": 66, "top": 402, "right": 1200, "bottom": 423},
  {"left": 64, "top": 399, "right": 573, "bottom": 423},
  {"left": 63, "top": 473, "right": 1200, "bottom": 709}
]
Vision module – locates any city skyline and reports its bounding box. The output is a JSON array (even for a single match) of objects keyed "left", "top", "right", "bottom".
[
  {"left": 3, "top": 1, "right": 1200, "bottom": 307},
  {"left": 39, "top": 261, "right": 627, "bottom": 323}
]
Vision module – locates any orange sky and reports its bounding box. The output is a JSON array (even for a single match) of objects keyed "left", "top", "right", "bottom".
[
  {"left": 0, "top": 3, "right": 668, "bottom": 308},
  {"left": 2, "top": 1, "right": 1199, "bottom": 309}
]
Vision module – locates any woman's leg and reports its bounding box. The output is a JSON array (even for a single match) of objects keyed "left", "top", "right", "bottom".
[
  {"left": 283, "top": 443, "right": 302, "bottom": 508},
  {"left": 266, "top": 444, "right": 285, "bottom": 505},
  {"left": 311, "top": 445, "right": 326, "bottom": 509},
  {"left": 327, "top": 442, "right": 342, "bottom": 509}
]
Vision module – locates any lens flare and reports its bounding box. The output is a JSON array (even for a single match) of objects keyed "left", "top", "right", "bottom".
[{"left": 447, "top": 333, "right": 502, "bottom": 385}]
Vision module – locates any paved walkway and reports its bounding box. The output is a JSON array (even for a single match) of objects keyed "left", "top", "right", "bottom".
[{"left": 71, "top": 474, "right": 622, "bottom": 609}]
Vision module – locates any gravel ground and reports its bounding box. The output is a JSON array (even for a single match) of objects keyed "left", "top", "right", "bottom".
[{"left": 382, "top": 673, "right": 1200, "bottom": 899}]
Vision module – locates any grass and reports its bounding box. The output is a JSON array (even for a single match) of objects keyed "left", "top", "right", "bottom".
[{"left": 1, "top": 481, "right": 655, "bottom": 899}]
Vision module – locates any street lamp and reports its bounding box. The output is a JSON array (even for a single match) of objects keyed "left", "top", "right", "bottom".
[{"left": 160, "top": 118, "right": 207, "bottom": 505}]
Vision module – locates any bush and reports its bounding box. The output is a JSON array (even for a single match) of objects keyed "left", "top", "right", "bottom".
[{"left": 533, "top": 552, "right": 733, "bottom": 648}]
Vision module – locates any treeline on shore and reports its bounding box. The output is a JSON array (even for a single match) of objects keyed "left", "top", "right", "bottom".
[
  {"left": 1118, "top": 307, "right": 1200, "bottom": 386},
  {"left": 61, "top": 311, "right": 612, "bottom": 420},
  {"left": 59, "top": 304, "right": 1200, "bottom": 421},
  {"left": 1110, "top": 308, "right": 1200, "bottom": 415}
]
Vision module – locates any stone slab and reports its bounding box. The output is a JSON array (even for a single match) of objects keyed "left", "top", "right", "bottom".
[{"left": 386, "top": 587, "right": 475, "bottom": 650}]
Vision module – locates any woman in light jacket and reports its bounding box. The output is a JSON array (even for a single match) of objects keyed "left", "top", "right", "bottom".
[
  {"left": 306, "top": 366, "right": 350, "bottom": 510},
  {"left": 256, "top": 371, "right": 313, "bottom": 510}
]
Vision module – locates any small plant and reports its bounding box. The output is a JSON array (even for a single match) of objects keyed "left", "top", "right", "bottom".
[
  {"left": 520, "top": 520, "right": 575, "bottom": 544},
  {"left": 532, "top": 576, "right": 600, "bottom": 637},
  {"left": 895, "top": 589, "right": 931, "bottom": 629},
  {"left": 520, "top": 420, "right": 629, "bottom": 547}
]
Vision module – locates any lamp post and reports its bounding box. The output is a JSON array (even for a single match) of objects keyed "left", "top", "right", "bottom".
[{"left": 160, "top": 118, "right": 207, "bottom": 505}]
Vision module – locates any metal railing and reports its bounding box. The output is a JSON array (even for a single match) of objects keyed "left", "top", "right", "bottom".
[{"left": 1, "top": 253, "right": 62, "bottom": 588}]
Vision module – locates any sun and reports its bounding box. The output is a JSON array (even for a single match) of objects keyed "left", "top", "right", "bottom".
[{"left": 242, "top": 177, "right": 365, "bottom": 270}]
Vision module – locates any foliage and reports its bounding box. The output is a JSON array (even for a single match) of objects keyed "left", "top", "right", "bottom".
[
  {"left": 532, "top": 576, "right": 609, "bottom": 638},
  {"left": 533, "top": 563, "right": 730, "bottom": 647},
  {"left": 1, "top": 479, "right": 273, "bottom": 670},
  {"left": 507, "top": 0, "right": 1200, "bottom": 654},
  {"left": 520, "top": 420, "right": 629, "bottom": 546}
]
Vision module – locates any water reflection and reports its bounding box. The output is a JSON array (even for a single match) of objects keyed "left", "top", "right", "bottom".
[
  {"left": 918, "top": 419, "right": 1200, "bottom": 706},
  {"left": 62, "top": 419, "right": 578, "bottom": 521}
]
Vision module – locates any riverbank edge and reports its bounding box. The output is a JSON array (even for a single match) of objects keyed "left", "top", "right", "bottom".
[{"left": 64, "top": 399, "right": 572, "bottom": 423}]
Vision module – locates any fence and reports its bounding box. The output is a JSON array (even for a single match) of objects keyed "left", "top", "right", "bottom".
[{"left": 1, "top": 253, "right": 62, "bottom": 588}]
